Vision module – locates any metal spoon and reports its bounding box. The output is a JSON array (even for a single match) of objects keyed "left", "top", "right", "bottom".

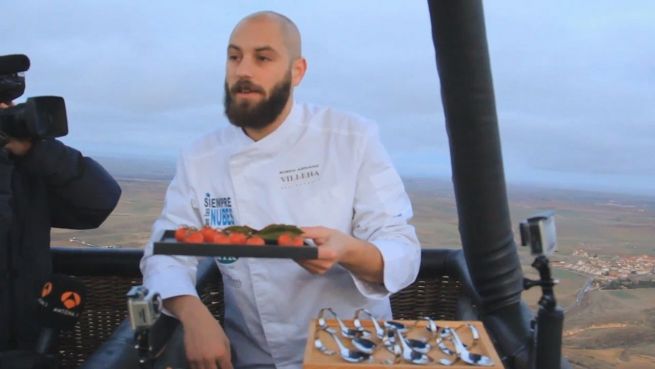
[
  {"left": 379, "top": 339, "right": 402, "bottom": 365},
  {"left": 351, "top": 335, "right": 377, "bottom": 355},
  {"left": 409, "top": 339, "right": 431, "bottom": 354},
  {"left": 413, "top": 316, "right": 439, "bottom": 335},
  {"left": 465, "top": 323, "right": 480, "bottom": 342},
  {"left": 435, "top": 330, "right": 459, "bottom": 366},
  {"left": 314, "top": 336, "right": 335, "bottom": 356},
  {"left": 383, "top": 326, "right": 431, "bottom": 354},
  {"left": 313, "top": 326, "right": 335, "bottom": 356},
  {"left": 438, "top": 325, "right": 476, "bottom": 354},
  {"left": 353, "top": 308, "right": 385, "bottom": 339},
  {"left": 395, "top": 329, "right": 433, "bottom": 365},
  {"left": 437, "top": 355, "right": 457, "bottom": 366},
  {"left": 323, "top": 328, "right": 371, "bottom": 363},
  {"left": 382, "top": 326, "right": 397, "bottom": 352},
  {"left": 436, "top": 335, "right": 457, "bottom": 357},
  {"left": 447, "top": 327, "right": 494, "bottom": 366},
  {"left": 407, "top": 317, "right": 438, "bottom": 353},
  {"left": 383, "top": 320, "right": 408, "bottom": 333},
  {"left": 318, "top": 309, "right": 376, "bottom": 354},
  {"left": 326, "top": 307, "right": 372, "bottom": 339}
]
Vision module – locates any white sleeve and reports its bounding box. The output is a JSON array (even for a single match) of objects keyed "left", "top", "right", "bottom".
[
  {"left": 140, "top": 153, "right": 203, "bottom": 311},
  {"left": 350, "top": 124, "right": 421, "bottom": 299}
]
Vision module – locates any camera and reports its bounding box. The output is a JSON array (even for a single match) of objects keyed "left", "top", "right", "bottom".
[
  {"left": 0, "top": 54, "right": 68, "bottom": 145},
  {"left": 126, "top": 286, "right": 162, "bottom": 332},
  {"left": 519, "top": 211, "right": 557, "bottom": 256}
]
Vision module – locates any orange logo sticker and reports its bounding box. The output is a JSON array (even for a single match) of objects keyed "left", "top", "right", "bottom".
[
  {"left": 60, "top": 291, "right": 82, "bottom": 309},
  {"left": 41, "top": 282, "right": 53, "bottom": 297}
]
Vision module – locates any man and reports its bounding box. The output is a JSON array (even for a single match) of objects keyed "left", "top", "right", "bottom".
[
  {"left": 140, "top": 11, "right": 420, "bottom": 369},
  {"left": 0, "top": 87, "right": 122, "bottom": 349}
]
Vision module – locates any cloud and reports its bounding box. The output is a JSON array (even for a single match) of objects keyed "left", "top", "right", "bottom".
[{"left": 2, "top": 1, "right": 653, "bottom": 195}]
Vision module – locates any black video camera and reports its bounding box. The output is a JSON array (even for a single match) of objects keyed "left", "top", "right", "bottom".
[{"left": 0, "top": 54, "right": 68, "bottom": 145}]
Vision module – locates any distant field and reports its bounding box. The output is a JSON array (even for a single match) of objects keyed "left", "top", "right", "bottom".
[
  {"left": 51, "top": 173, "right": 655, "bottom": 369},
  {"left": 51, "top": 179, "right": 169, "bottom": 248}
]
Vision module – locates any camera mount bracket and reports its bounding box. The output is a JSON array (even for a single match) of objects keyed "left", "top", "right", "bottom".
[
  {"left": 126, "top": 285, "right": 162, "bottom": 369},
  {"left": 523, "top": 254, "right": 558, "bottom": 310},
  {"left": 520, "top": 212, "right": 564, "bottom": 369}
]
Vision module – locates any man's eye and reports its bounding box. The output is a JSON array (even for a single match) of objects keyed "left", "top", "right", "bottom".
[
  {"left": 228, "top": 55, "right": 240, "bottom": 61},
  {"left": 257, "top": 56, "right": 271, "bottom": 62}
]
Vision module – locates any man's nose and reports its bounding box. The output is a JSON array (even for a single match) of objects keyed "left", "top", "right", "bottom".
[{"left": 235, "top": 56, "right": 255, "bottom": 78}]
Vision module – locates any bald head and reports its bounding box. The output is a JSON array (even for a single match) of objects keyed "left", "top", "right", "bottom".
[
  {"left": 231, "top": 11, "right": 302, "bottom": 61},
  {"left": 224, "top": 11, "right": 308, "bottom": 137}
]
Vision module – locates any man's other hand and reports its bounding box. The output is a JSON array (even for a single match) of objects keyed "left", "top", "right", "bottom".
[
  {"left": 296, "top": 226, "right": 348, "bottom": 274},
  {"left": 3, "top": 138, "right": 33, "bottom": 156},
  {"left": 298, "top": 226, "right": 384, "bottom": 284},
  {"left": 165, "top": 296, "right": 233, "bottom": 369}
]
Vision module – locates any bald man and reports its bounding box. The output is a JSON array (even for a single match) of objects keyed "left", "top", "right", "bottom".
[{"left": 141, "top": 11, "right": 420, "bottom": 369}]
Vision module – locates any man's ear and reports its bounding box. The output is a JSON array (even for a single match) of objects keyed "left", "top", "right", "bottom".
[{"left": 291, "top": 57, "right": 307, "bottom": 87}]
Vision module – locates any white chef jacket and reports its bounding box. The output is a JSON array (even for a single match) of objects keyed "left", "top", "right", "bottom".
[{"left": 140, "top": 103, "right": 421, "bottom": 369}]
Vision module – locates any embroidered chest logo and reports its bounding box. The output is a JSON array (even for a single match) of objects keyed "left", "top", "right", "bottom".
[
  {"left": 203, "top": 193, "right": 237, "bottom": 264},
  {"left": 204, "top": 194, "right": 235, "bottom": 228},
  {"left": 279, "top": 164, "right": 321, "bottom": 189}
]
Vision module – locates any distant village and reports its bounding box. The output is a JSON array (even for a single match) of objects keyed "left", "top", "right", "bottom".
[{"left": 553, "top": 249, "right": 655, "bottom": 289}]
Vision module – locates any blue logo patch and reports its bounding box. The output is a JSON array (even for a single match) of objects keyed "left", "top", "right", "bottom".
[{"left": 203, "top": 193, "right": 238, "bottom": 264}]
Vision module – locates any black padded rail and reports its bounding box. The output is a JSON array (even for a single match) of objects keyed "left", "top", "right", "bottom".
[{"left": 52, "top": 246, "right": 143, "bottom": 276}]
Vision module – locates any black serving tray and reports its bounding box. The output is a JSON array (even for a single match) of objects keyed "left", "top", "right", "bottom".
[{"left": 153, "top": 230, "right": 318, "bottom": 259}]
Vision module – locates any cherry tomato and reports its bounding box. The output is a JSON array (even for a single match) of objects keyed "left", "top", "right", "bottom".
[
  {"left": 277, "top": 232, "right": 304, "bottom": 247},
  {"left": 200, "top": 226, "right": 218, "bottom": 242},
  {"left": 211, "top": 231, "right": 231, "bottom": 244},
  {"left": 175, "top": 226, "right": 189, "bottom": 242},
  {"left": 246, "top": 236, "right": 266, "bottom": 246},
  {"left": 184, "top": 230, "right": 204, "bottom": 244},
  {"left": 228, "top": 231, "right": 248, "bottom": 245}
]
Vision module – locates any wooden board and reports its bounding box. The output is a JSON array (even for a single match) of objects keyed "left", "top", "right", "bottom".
[
  {"left": 303, "top": 319, "right": 504, "bottom": 369},
  {"left": 153, "top": 230, "right": 318, "bottom": 259}
]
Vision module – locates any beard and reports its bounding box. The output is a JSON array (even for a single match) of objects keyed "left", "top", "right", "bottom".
[{"left": 224, "top": 72, "right": 292, "bottom": 130}]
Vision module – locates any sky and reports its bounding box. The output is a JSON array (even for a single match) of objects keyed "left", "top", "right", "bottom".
[{"left": 2, "top": 1, "right": 654, "bottom": 196}]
